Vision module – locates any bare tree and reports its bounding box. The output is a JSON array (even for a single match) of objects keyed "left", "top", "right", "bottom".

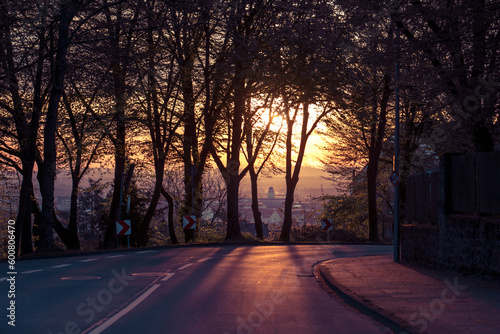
[
  {"left": 269, "top": 0, "right": 342, "bottom": 242},
  {"left": 391, "top": 0, "right": 500, "bottom": 152},
  {"left": 0, "top": 0, "right": 88, "bottom": 253},
  {"left": 134, "top": 0, "right": 183, "bottom": 246},
  {"left": 54, "top": 85, "right": 109, "bottom": 249},
  {"left": 243, "top": 98, "right": 284, "bottom": 239},
  {"left": 0, "top": 1, "right": 47, "bottom": 254},
  {"left": 98, "top": 0, "right": 144, "bottom": 249}
]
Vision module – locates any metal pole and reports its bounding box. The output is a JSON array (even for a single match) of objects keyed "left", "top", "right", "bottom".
[
  {"left": 117, "top": 171, "right": 124, "bottom": 249},
  {"left": 394, "top": 27, "right": 400, "bottom": 263},
  {"left": 190, "top": 165, "right": 197, "bottom": 243},
  {"left": 191, "top": 166, "right": 194, "bottom": 214}
]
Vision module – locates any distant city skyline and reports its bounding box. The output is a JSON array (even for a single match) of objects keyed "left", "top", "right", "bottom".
[{"left": 1, "top": 164, "right": 338, "bottom": 216}]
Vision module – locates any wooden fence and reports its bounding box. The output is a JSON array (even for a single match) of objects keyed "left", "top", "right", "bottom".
[
  {"left": 406, "top": 171, "right": 439, "bottom": 224},
  {"left": 406, "top": 151, "right": 500, "bottom": 223},
  {"left": 474, "top": 152, "right": 500, "bottom": 215}
]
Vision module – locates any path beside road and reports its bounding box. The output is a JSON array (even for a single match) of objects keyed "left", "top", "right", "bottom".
[{"left": 319, "top": 254, "right": 500, "bottom": 333}]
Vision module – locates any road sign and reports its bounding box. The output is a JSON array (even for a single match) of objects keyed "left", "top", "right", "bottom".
[
  {"left": 390, "top": 170, "right": 400, "bottom": 186},
  {"left": 183, "top": 215, "right": 197, "bottom": 229},
  {"left": 116, "top": 220, "right": 131, "bottom": 235},
  {"left": 190, "top": 165, "right": 198, "bottom": 178},
  {"left": 321, "top": 218, "right": 333, "bottom": 231}
]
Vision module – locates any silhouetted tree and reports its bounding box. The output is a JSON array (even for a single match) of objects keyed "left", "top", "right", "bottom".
[
  {"left": 270, "top": 0, "right": 342, "bottom": 242},
  {"left": 391, "top": 0, "right": 500, "bottom": 152}
]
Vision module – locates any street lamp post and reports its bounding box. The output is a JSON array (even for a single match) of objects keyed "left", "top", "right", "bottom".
[{"left": 394, "top": 27, "right": 400, "bottom": 263}]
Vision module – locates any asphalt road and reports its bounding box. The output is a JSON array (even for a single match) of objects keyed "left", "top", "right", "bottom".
[{"left": 1, "top": 244, "right": 393, "bottom": 334}]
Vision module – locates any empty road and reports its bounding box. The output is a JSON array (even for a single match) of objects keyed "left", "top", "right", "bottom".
[{"left": 1, "top": 244, "right": 393, "bottom": 334}]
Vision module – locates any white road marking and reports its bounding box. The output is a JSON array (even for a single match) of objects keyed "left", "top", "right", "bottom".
[
  {"left": 79, "top": 258, "right": 98, "bottom": 262},
  {"left": 177, "top": 263, "right": 193, "bottom": 270},
  {"left": 161, "top": 273, "right": 176, "bottom": 282},
  {"left": 135, "top": 250, "right": 158, "bottom": 254},
  {"left": 88, "top": 284, "right": 161, "bottom": 334},
  {"left": 197, "top": 257, "right": 214, "bottom": 262},
  {"left": 106, "top": 255, "right": 125, "bottom": 258},
  {"left": 51, "top": 264, "right": 72, "bottom": 268},
  {"left": 0, "top": 277, "right": 7, "bottom": 282},
  {"left": 21, "top": 269, "right": 43, "bottom": 274}
]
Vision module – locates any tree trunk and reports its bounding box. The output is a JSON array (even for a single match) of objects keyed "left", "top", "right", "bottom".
[
  {"left": 224, "top": 59, "right": 246, "bottom": 241},
  {"left": 249, "top": 168, "right": 263, "bottom": 239},
  {"left": 366, "top": 74, "right": 391, "bottom": 241},
  {"left": 139, "top": 163, "right": 164, "bottom": 247},
  {"left": 280, "top": 102, "right": 313, "bottom": 242},
  {"left": 225, "top": 172, "right": 242, "bottom": 240},
  {"left": 37, "top": 162, "right": 80, "bottom": 250},
  {"left": 280, "top": 175, "right": 298, "bottom": 242},
  {"left": 30, "top": 186, "right": 42, "bottom": 250},
  {"left": 3, "top": 8, "right": 41, "bottom": 256},
  {"left": 180, "top": 41, "right": 197, "bottom": 242},
  {"left": 103, "top": 153, "right": 125, "bottom": 248},
  {"left": 17, "top": 174, "right": 33, "bottom": 255},
  {"left": 103, "top": 58, "right": 127, "bottom": 248},
  {"left": 279, "top": 113, "right": 297, "bottom": 242},
  {"left": 66, "top": 180, "right": 81, "bottom": 250},
  {"left": 39, "top": 6, "right": 73, "bottom": 251},
  {"left": 181, "top": 166, "right": 195, "bottom": 243},
  {"left": 161, "top": 187, "right": 178, "bottom": 244},
  {"left": 138, "top": 10, "right": 175, "bottom": 247},
  {"left": 367, "top": 157, "right": 379, "bottom": 241}
]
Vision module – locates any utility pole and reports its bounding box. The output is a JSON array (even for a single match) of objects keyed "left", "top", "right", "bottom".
[{"left": 394, "top": 26, "right": 401, "bottom": 263}]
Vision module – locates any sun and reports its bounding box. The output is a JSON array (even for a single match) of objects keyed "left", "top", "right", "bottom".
[{"left": 247, "top": 100, "right": 328, "bottom": 169}]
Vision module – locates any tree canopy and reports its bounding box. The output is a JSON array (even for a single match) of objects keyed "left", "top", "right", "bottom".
[{"left": 0, "top": 0, "right": 498, "bottom": 252}]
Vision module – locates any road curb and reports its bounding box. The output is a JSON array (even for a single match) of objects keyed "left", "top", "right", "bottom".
[{"left": 318, "top": 260, "right": 418, "bottom": 334}]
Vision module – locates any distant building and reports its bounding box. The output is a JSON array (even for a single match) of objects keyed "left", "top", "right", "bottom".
[
  {"left": 268, "top": 209, "right": 283, "bottom": 227},
  {"left": 267, "top": 187, "right": 275, "bottom": 199},
  {"left": 201, "top": 190, "right": 319, "bottom": 235}
]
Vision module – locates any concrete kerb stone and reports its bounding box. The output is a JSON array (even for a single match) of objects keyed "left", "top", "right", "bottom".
[{"left": 318, "top": 259, "right": 419, "bottom": 334}]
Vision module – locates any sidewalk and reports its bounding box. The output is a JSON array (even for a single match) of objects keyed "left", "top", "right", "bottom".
[{"left": 319, "top": 254, "right": 500, "bottom": 333}]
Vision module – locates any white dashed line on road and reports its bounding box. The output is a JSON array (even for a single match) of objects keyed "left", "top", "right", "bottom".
[
  {"left": 79, "top": 258, "right": 98, "bottom": 262},
  {"left": 161, "top": 273, "right": 176, "bottom": 282},
  {"left": 51, "top": 264, "right": 72, "bottom": 268},
  {"left": 106, "top": 255, "right": 125, "bottom": 258},
  {"left": 177, "top": 263, "right": 193, "bottom": 270},
  {"left": 88, "top": 284, "right": 161, "bottom": 334},
  {"left": 135, "top": 250, "right": 158, "bottom": 254},
  {"left": 21, "top": 269, "right": 43, "bottom": 274},
  {"left": 197, "top": 257, "right": 214, "bottom": 262}
]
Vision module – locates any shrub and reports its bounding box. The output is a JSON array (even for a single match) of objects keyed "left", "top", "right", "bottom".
[
  {"left": 290, "top": 224, "right": 367, "bottom": 242},
  {"left": 197, "top": 221, "right": 226, "bottom": 242}
]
